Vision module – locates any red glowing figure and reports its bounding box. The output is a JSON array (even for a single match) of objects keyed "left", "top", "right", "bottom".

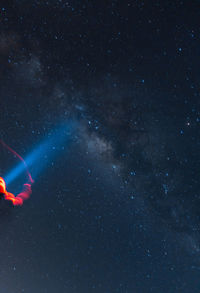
[{"left": 0, "top": 140, "right": 34, "bottom": 206}]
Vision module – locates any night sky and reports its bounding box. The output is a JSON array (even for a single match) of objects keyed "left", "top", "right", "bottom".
[{"left": 0, "top": 1, "right": 200, "bottom": 292}]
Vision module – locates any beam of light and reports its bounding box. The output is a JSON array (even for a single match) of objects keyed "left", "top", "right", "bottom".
[{"left": 4, "top": 121, "right": 75, "bottom": 186}]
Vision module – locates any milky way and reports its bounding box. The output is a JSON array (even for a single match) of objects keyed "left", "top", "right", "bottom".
[{"left": 1, "top": 1, "right": 200, "bottom": 292}]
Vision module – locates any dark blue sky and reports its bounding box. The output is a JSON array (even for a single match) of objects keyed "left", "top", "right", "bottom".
[{"left": 0, "top": 1, "right": 200, "bottom": 292}]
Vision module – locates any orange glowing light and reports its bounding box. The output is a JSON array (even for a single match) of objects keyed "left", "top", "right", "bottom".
[
  {"left": 0, "top": 177, "right": 32, "bottom": 206},
  {"left": 0, "top": 139, "right": 33, "bottom": 206}
]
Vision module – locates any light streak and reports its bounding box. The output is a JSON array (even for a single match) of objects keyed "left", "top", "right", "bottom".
[{"left": 4, "top": 121, "right": 74, "bottom": 186}]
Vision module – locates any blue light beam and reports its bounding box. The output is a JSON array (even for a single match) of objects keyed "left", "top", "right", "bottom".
[{"left": 4, "top": 121, "right": 75, "bottom": 186}]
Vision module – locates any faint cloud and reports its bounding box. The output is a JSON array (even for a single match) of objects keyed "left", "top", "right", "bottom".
[
  {"left": 14, "top": 56, "right": 44, "bottom": 87},
  {"left": 87, "top": 134, "right": 112, "bottom": 156},
  {"left": 79, "top": 126, "right": 121, "bottom": 172}
]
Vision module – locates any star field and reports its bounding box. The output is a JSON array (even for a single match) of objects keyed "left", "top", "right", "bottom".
[{"left": 0, "top": 1, "right": 200, "bottom": 292}]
